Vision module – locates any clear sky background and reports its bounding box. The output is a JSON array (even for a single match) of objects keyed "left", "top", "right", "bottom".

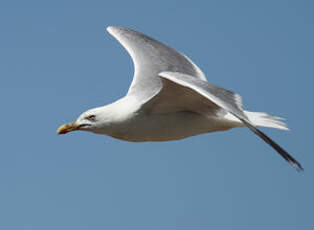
[{"left": 1, "top": 1, "right": 314, "bottom": 229}]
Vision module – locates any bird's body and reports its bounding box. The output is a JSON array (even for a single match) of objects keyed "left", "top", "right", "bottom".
[
  {"left": 58, "top": 26, "right": 303, "bottom": 171},
  {"left": 88, "top": 96, "right": 238, "bottom": 142}
]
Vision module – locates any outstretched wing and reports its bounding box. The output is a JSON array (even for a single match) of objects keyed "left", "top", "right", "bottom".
[
  {"left": 146, "top": 71, "right": 303, "bottom": 171},
  {"left": 107, "top": 26, "right": 206, "bottom": 102}
]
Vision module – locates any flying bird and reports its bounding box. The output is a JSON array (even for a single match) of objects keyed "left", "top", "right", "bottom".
[{"left": 57, "top": 26, "right": 303, "bottom": 171}]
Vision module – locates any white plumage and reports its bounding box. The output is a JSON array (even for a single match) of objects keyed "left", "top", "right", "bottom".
[{"left": 57, "top": 26, "right": 303, "bottom": 171}]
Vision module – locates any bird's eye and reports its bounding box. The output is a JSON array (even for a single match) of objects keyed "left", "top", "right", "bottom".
[{"left": 86, "top": 115, "right": 96, "bottom": 121}]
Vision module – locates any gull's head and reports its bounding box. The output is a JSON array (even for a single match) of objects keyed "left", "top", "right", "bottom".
[{"left": 57, "top": 108, "right": 105, "bottom": 135}]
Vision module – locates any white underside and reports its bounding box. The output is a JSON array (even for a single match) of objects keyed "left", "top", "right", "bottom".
[
  {"left": 92, "top": 105, "right": 288, "bottom": 142},
  {"left": 94, "top": 111, "right": 235, "bottom": 142}
]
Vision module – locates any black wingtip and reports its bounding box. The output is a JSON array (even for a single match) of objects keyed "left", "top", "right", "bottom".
[
  {"left": 270, "top": 143, "right": 304, "bottom": 172},
  {"left": 240, "top": 118, "right": 304, "bottom": 172},
  {"left": 291, "top": 161, "right": 304, "bottom": 172},
  {"left": 277, "top": 144, "right": 304, "bottom": 172}
]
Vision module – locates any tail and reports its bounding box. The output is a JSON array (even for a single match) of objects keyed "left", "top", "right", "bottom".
[{"left": 244, "top": 111, "right": 289, "bottom": 131}]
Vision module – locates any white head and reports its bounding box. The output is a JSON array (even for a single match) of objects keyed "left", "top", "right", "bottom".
[
  {"left": 57, "top": 96, "right": 137, "bottom": 137},
  {"left": 57, "top": 106, "right": 112, "bottom": 135}
]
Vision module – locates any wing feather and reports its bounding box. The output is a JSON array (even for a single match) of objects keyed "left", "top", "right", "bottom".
[
  {"left": 157, "top": 71, "right": 303, "bottom": 171},
  {"left": 107, "top": 26, "right": 206, "bottom": 101}
]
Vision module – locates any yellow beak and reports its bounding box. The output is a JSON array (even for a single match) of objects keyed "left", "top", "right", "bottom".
[{"left": 57, "top": 122, "right": 79, "bottom": 135}]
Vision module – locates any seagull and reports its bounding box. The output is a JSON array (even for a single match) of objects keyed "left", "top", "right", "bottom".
[{"left": 57, "top": 26, "right": 303, "bottom": 171}]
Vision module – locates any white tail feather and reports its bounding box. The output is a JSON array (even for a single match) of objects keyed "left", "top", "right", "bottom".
[{"left": 244, "top": 111, "right": 289, "bottom": 131}]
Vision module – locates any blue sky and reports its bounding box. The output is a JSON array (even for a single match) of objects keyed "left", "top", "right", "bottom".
[{"left": 1, "top": 1, "right": 314, "bottom": 229}]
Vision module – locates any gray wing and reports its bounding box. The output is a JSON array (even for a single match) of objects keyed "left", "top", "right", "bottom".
[
  {"left": 107, "top": 26, "right": 206, "bottom": 102},
  {"left": 145, "top": 71, "right": 303, "bottom": 171}
]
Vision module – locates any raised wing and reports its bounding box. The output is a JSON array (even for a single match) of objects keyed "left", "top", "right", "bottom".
[
  {"left": 147, "top": 71, "right": 303, "bottom": 171},
  {"left": 107, "top": 26, "right": 206, "bottom": 102}
]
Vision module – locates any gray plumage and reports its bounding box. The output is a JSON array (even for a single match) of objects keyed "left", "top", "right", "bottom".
[{"left": 57, "top": 26, "right": 303, "bottom": 171}]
